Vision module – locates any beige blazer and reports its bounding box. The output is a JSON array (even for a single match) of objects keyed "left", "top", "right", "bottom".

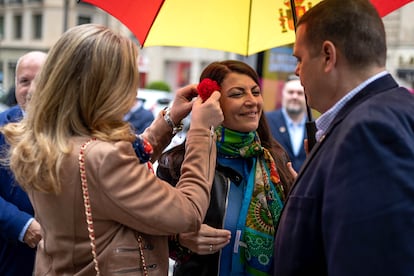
[{"left": 29, "top": 115, "right": 216, "bottom": 275}]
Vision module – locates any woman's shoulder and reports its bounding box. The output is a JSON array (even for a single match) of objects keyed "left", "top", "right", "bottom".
[{"left": 72, "top": 137, "right": 135, "bottom": 161}]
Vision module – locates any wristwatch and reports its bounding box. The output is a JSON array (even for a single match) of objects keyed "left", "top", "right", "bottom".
[{"left": 163, "top": 107, "right": 183, "bottom": 135}]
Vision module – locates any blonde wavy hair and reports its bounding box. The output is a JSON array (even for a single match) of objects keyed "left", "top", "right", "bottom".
[{"left": 2, "top": 24, "right": 140, "bottom": 194}]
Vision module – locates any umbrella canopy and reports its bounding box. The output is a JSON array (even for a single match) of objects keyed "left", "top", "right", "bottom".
[
  {"left": 79, "top": 0, "right": 413, "bottom": 56},
  {"left": 80, "top": 0, "right": 320, "bottom": 56}
]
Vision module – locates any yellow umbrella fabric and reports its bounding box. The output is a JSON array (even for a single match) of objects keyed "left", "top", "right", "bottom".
[{"left": 144, "top": 0, "right": 321, "bottom": 56}]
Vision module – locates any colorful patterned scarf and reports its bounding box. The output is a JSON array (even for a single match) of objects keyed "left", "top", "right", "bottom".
[
  {"left": 132, "top": 135, "right": 154, "bottom": 172},
  {"left": 216, "top": 126, "right": 284, "bottom": 275}
]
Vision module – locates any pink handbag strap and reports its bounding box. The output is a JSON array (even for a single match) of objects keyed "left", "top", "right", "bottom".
[{"left": 79, "top": 138, "right": 148, "bottom": 276}]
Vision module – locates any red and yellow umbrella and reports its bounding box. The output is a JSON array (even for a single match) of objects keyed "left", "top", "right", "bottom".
[{"left": 79, "top": 0, "right": 413, "bottom": 56}]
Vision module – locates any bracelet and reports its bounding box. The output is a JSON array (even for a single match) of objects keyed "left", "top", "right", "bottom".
[{"left": 163, "top": 107, "right": 183, "bottom": 135}]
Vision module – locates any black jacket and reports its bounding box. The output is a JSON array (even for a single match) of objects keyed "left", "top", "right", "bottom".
[{"left": 157, "top": 154, "right": 242, "bottom": 276}]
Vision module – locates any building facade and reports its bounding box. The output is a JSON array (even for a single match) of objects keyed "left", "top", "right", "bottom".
[{"left": 0, "top": 0, "right": 128, "bottom": 94}]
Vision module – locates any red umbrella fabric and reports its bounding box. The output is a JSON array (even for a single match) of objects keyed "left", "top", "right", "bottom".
[
  {"left": 79, "top": 0, "right": 163, "bottom": 46},
  {"left": 371, "top": 0, "right": 414, "bottom": 16}
]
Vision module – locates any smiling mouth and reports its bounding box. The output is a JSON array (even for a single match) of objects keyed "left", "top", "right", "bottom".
[{"left": 241, "top": 111, "right": 258, "bottom": 117}]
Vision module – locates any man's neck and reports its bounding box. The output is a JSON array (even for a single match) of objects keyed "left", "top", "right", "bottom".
[{"left": 287, "top": 111, "right": 305, "bottom": 124}]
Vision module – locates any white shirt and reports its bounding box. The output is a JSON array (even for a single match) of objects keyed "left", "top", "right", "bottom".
[
  {"left": 315, "top": 71, "right": 389, "bottom": 141},
  {"left": 282, "top": 108, "right": 306, "bottom": 156}
]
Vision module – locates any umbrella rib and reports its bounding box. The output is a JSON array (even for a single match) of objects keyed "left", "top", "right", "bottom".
[
  {"left": 246, "top": 0, "right": 252, "bottom": 55},
  {"left": 289, "top": 0, "right": 298, "bottom": 32},
  {"left": 141, "top": 0, "right": 166, "bottom": 47},
  {"left": 290, "top": 0, "right": 313, "bottom": 122}
]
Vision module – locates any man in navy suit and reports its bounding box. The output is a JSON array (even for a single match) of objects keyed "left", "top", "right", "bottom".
[
  {"left": 0, "top": 51, "right": 46, "bottom": 275},
  {"left": 266, "top": 75, "right": 307, "bottom": 172},
  {"left": 273, "top": 0, "right": 414, "bottom": 275},
  {"left": 124, "top": 98, "right": 154, "bottom": 134}
]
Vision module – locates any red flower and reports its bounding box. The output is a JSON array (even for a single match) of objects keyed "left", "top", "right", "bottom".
[
  {"left": 197, "top": 78, "right": 220, "bottom": 102},
  {"left": 142, "top": 139, "right": 153, "bottom": 155}
]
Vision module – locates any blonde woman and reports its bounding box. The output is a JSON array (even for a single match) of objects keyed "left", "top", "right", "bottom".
[{"left": 1, "top": 24, "right": 223, "bottom": 275}]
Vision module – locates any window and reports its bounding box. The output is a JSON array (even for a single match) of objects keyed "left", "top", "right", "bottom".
[
  {"left": 14, "top": 15, "right": 22, "bottom": 39},
  {"left": 77, "top": 16, "right": 91, "bottom": 25},
  {"left": 0, "top": 15, "right": 4, "bottom": 40},
  {"left": 32, "top": 14, "right": 42, "bottom": 39},
  {"left": 0, "top": 62, "right": 3, "bottom": 95}
]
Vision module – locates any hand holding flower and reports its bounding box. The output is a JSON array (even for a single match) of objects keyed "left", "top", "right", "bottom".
[{"left": 197, "top": 78, "right": 221, "bottom": 102}]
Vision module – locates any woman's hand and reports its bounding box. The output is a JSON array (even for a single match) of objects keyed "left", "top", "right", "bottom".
[
  {"left": 287, "top": 162, "right": 297, "bottom": 179},
  {"left": 168, "top": 84, "right": 223, "bottom": 130},
  {"left": 304, "top": 138, "right": 310, "bottom": 156},
  {"left": 168, "top": 84, "right": 199, "bottom": 125},
  {"left": 179, "top": 224, "right": 231, "bottom": 255},
  {"left": 190, "top": 91, "right": 223, "bottom": 130}
]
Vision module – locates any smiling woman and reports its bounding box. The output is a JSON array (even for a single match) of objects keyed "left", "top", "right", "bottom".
[{"left": 157, "top": 60, "right": 295, "bottom": 276}]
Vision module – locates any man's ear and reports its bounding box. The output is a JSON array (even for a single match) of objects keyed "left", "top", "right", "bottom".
[{"left": 321, "top": 41, "right": 336, "bottom": 73}]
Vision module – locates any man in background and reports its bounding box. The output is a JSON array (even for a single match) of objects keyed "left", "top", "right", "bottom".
[
  {"left": 124, "top": 98, "right": 155, "bottom": 135},
  {"left": 266, "top": 75, "right": 307, "bottom": 172},
  {"left": 0, "top": 51, "right": 46, "bottom": 275}
]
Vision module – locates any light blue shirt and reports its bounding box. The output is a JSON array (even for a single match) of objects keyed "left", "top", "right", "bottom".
[
  {"left": 315, "top": 71, "right": 389, "bottom": 141},
  {"left": 281, "top": 108, "right": 306, "bottom": 156},
  {"left": 18, "top": 217, "right": 33, "bottom": 242}
]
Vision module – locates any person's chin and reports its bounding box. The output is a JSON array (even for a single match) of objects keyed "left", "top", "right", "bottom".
[
  {"left": 236, "top": 123, "right": 259, "bottom": 133},
  {"left": 287, "top": 107, "right": 303, "bottom": 115}
]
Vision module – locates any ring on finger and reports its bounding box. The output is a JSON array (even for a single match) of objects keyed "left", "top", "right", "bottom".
[{"left": 209, "top": 244, "right": 213, "bottom": 252}]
